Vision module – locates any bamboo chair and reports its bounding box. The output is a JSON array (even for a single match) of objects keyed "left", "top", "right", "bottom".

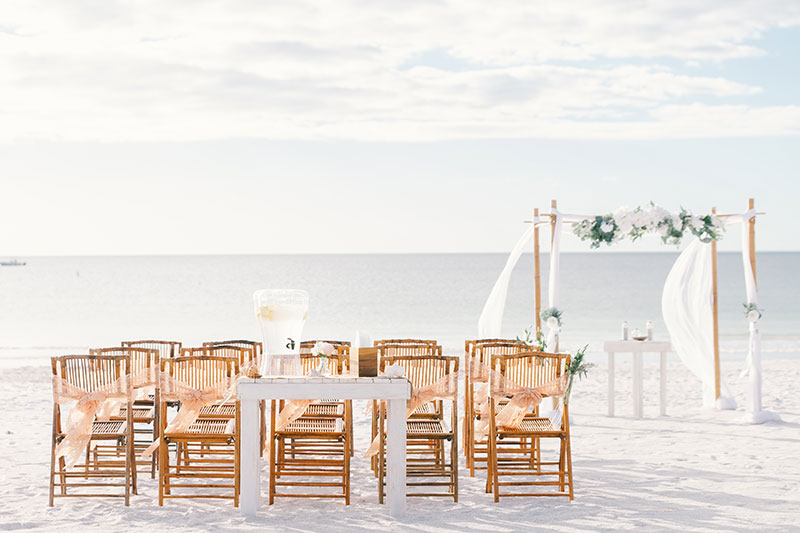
[
  {"left": 89, "top": 347, "right": 160, "bottom": 478},
  {"left": 49, "top": 354, "right": 135, "bottom": 506},
  {"left": 157, "top": 355, "right": 240, "bottom": 505},
  {"left": 376, "top": 354, "right": 459, "bottom": 502},
  {"left": 485, "top": 351, "right": 573, "bottom": 501},
  {"left": 374, "top": 339, "right": 438, "bottom": 347},
  {"left": 370, "top": 342, "right": 444, "bottom": 473},
  {"left": 122, "top": 340, "right": 182, "bottom": 359},
  {"left": 268, "top": 353, "right": 351, "bottom": 505},
  {"left": 464, "top": 341, "right": 528, "bottom": 476},
  {"left": 203, "top": 340, "right": 263, "bottom": 361}
]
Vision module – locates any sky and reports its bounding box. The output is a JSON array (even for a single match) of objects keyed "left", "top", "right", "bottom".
[{"left": 1, "top": 1, "right": 799, "bottom": 254}]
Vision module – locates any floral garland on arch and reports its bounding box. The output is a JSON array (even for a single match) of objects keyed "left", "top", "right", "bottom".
[{"left": 572, "top": 203, "right": 725, "bottom": 248}]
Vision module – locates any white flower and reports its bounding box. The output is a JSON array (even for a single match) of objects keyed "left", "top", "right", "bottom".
[
  {"left": 600, "top": 222, "right": 614, "bottom": 233},
  {"left": 690, "top": 216, "right": 704, "bottom": 230},
  {"left": 313, "top": 341, "right": 335, "bottom": 357},
  {"left": 615, "top": 213, "right": 633, "bottom": 235},
  {"left": 657, "top": 224, "right": 669, "bottom": 237},
  {"left": 546, "top": 316, "right": 560, "bottom": 330},
  {"left": 381, "top": 363, "right": 405, "bottom": 378},
  {"left": 747, "top": 310, "right": 760, "bottom": 323}
]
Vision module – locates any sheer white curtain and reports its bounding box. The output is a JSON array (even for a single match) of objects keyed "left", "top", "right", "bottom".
[
  {"left": 726, "top": 211, "right": 780, "bottom": 423},
  {"left": 478, "top": 225, "right": 534, "bottom": 338},
  {"left": 662, "top": 238, "right": 736, "bottom": 409}
]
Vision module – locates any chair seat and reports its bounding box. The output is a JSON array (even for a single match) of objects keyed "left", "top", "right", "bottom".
[
  {"left": 281, "top": 417, "right": 344, "bottom": 434},
  {"left": 167, "top": 418, "right": 235, "bottom": 439},
  {"left": 407, "top": 419, "right": 451, "bottom": 437},
  {"left": 499, "top": 417, "right": 561, "bottom": 435},
  {"left": 112, "top": 406, "right": 154, "bottom": 421},
  {"left": 199, "top": 403, "right": 236, "bottom": 417},
  {"left": 304, "top": 403, "right": 344, "bottom": 417},
  {"left": 91, "top": 420, "right": 127, "bottom": 438},
  {"left": 410, "top": 403, "right": 437, "bottom": 417}
]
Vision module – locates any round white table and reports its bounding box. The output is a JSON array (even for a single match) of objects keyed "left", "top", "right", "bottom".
[{"left": 603, "top": 340, "right": 671, "bottom": 418}]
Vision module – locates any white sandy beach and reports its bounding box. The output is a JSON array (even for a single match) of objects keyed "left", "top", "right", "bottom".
[{"left": 1, "top": 357, "right": 797, "bottom": 532}]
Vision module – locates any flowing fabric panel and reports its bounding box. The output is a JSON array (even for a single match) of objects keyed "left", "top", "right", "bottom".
[
  {"left": 662, "top": 238, "right": 736, "bottom": 409},
  {"left": 478, "top": 225, "right": 534, "bottom": 337},
  {"left": 729, "top": 211, "right": 780, "bottom": 422},
  {"left": 545, "top": 212, "right": 562, "bottom": 348}
]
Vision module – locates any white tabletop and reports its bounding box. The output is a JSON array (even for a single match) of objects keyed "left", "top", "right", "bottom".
[
  {"left": 237, "top": 376, "right": 411, "bottom": 400},
  {"left": 603, "top": 340, "right": 671, "bottom": 352}
]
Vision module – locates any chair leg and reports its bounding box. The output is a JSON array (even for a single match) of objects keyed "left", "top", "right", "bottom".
[
  {"left": 377, "top": 404, "right": 385, "bottom": 504},
  {"left": 48, "top": 436, "right": 56, "bottom": 506},
  {"left": 559, "top": 437, "right": 566, "bottom": 493},
  {"left": 124, "top": 441, "right": 131, "bottom": 506},
  {"left": 566, "top": 436, "right": 574, "bottom": 500},
  {"left": 158, "top": 439, "right": 167, "bottom": 506},
  {"left": 268, "top": 402, "right": 277, "bottom": 505}
]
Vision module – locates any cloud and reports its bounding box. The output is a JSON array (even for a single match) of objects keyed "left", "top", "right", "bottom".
[{"left": 0, "top": 0, "right": 798, "bottom": 142}]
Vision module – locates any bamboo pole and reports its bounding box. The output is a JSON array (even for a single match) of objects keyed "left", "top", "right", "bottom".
[
  {"left": 534, "top": 208, "right": 542, "bottom": 331},
  {"left": 550, "top": 200, "right": 558, "bottom": 352},
  {"left": 749, "top": 198, "right": 757, "bottom": 287},
  {"left": 711, "top": 207, "right": 721, "bottom": 401}
]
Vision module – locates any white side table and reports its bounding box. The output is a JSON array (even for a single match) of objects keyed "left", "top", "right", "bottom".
[
  {"left": 237, "top": 377, "right": 411, "bottom": 517},
  {"left": 603, "top": 340, "right": 671, "bottom": 418}
]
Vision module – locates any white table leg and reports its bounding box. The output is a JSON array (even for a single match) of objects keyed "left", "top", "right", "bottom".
[
  {"left": 660, "top": 352, "right": 667, "bottom": 416},
  {"left": 386, "top": 398, "right": 406, "bottom": 517},
  {"left": 633, "top": 352, "right": 643, "bottom": 418},
  {"left": 607, "top": 352, "right": 615, "bottom": 417},
  {"left": 239, "top": 398, "right": 260, "bottom": 516}
]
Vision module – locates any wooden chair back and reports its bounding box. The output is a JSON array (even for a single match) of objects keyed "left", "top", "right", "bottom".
[
  {"left": 122, "top": 340, "right": 182, "bottom": 359},
  {"left": 182, "top": 345, "right": 254, "bottom": 368},
  {"left": 375, "top": 338, "right": 437, "bottom": 347},
  {"left": 377, "top": 343, "right": 442, "bottom": 360},
  {"left": 473, "top": 342, "right": 527, "bottom": 372},
  {"left": 52, "top": 354, "right": 131, "bottom": 393},
  {"left": 203, "top": 340, "right": 263, "bottom": 358},
  {"left": 88, "top": 347, "right": 159, "bottom": 389},
  {"left": 161, "top": 355, "right": 238, "bottom": 390},
  {"left": 490, "top": 351, "right": 567, "bottom": 390},
  {"left": 380, "top": 354, "right": 458, "bottom": 388}
]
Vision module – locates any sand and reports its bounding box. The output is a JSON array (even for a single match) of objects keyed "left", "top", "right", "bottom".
[{"left": 1, "top": 357, "right": 798, "bottom": 532}]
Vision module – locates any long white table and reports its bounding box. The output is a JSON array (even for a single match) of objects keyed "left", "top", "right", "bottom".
[
  {"left": 603, "top": 340, "right": 671, "bottom": 418},
  {"left": 237, "top": 377, "right": 412, "bottom": 517}
]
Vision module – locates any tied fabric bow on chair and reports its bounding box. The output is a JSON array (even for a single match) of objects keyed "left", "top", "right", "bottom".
[
  {"left": 473, "top": 370, "right": 567, "bottom": 439},
  {"left": 52, "top": 375, "right": 131, "bottom": 468},
  {"left": 141, "top": 372, "right": 237, "bottom": 458},
  {"left": 364, "top": 372, "right": 458, "bottom": 458}
]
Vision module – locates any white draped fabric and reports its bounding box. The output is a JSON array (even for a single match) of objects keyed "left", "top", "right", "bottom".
[
  {"left": 545, "top": 211, "right": 562, "bottom": 349},
  {"left": 478, "top": 224, "right": 534, "bottom": 338},
  {"left": 725, "top": 210, "right": 780, "bottom": 423},
  {"left": 661, "top": 238, "right": 736, "bottom": 409}
]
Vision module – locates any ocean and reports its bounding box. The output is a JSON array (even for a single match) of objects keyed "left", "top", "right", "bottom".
[{"left": 1, "top": 252, "right": 797, "bottom": 368}]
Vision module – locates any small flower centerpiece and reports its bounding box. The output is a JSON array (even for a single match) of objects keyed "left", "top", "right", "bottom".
[{"left": 311, "top": 341, "right": 336, "bottom": 376}]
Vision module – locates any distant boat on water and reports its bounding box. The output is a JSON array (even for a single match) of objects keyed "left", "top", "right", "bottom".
[{"left": 0, "top": 259, "right": 26, "bottom": 266}]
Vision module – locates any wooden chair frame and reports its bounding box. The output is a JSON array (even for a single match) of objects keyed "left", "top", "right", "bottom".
[
  {"left": 49, "top": 354, "right": 136, "bottom": 506},
  {"left": 484, "top": 351, "right": 574, "bottom": 501},
  {"left": 268, "top": 351, "right": 352, "bottom": 504},
  {"left": 122, "top": 340, "right": 182, "bottom": 359},
  {"left": 89, "top": 346, "right": 161, "bottom": 478},
  {"left": 370, "top": 342, "right": 443, "bottom": 474},
  {"left": 376, "top": 354, "right": 459, "bottom": 502},
  {"left": 157, "top": 355, "right": 240, "bottom": 506},
  {"left": 464, "top": 340, "right": 528, "bottom": 476}
]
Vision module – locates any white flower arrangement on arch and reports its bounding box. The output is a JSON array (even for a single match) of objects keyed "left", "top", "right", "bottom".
[{"left": 571, "top": 203, "right": 725, "bottom": 248}]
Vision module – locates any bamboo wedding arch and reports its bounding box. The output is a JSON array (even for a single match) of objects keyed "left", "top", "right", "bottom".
[{"left": 479, "top": 198, "right": 779, "bottom": 424}]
